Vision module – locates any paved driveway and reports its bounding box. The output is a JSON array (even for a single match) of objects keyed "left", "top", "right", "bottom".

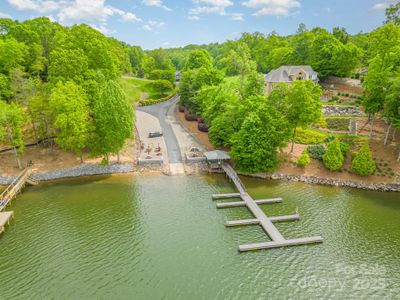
[{"left": 136, "top": 95, "right": 182, "bottom": 163}]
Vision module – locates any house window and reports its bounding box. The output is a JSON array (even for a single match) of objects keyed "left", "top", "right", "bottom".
[
  {"left": 297, "top": 77, "right": 303, "bottom": 80},
  {"left": 309, "top": 75, "right": 313, "bottom": 80}
]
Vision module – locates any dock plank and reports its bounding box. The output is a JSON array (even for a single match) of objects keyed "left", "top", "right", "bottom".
[
  {"left": 212, "top": 193, "right": 241, "bottom": 200},
  {"left": 239, "top": 236, "right": 324, "bottom": 252}
]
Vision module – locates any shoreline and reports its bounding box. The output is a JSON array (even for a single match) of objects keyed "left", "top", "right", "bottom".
[
  {"left": 239, "top": 172, "right": 400, "bottom": 193},
  {"left": 1, "top": 162, "right": 399, "bottom": 192}
]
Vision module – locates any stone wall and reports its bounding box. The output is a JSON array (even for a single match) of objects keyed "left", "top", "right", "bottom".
[
  {"left": 322, "top": 105, "right": 366, "bottom": 117},
  {"left": 241, "top": 172, "right": 400, "bottom": 192}
]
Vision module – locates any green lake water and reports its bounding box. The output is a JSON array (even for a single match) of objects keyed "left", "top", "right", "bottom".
[{"left": 0, "top": 174, "right": 399, "bottom": 299}]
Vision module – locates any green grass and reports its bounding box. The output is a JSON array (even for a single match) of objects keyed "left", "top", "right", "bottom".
[{"left": 118, "top": 76, "right": 162, "bottom": 103}]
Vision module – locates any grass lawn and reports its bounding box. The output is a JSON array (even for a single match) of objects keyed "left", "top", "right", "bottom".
[{"left": 119, "top": 76, "right": 163, "bottom": 103}]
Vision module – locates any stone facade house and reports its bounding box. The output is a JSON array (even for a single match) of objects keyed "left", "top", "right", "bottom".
[{"left": 265, "top": 65, "right": 319, "bottom": 94}]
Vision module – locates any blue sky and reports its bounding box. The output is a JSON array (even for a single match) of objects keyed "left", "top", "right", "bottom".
[{"left": 0, "top": 0, "right": 395, "bottom": 49}]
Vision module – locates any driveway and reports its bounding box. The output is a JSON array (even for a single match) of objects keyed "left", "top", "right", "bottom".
[{"left": 136, "top": 95, "right": 182, "bottom": 164}]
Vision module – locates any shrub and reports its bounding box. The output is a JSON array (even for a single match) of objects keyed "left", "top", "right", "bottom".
[
  {"left": 351, "top": 141, "right": 376, "bottom": 176},
  {"left": 319, "top": 117, "right": 327, "bottom": 129},
  {"left": 332, "top": 96, "right": 339, "bottom": 101},
  {"left": 323, "top": 140, "right": 344, "bottom": 171},
  {"left": 294, "top": 128, "right": 327, "bottom": 145},
  {"left": 297, "top": 151, "right": 311, "bottom": 167},
  {"left": 340, "top": 142, "right": 350, "bottom": 158},
  {"left": 307, "top": 144, "right": 326, "bottom": 160},
  {"left": 326, "top": 134, "right": 335, "bottom": 143},
  {"left": 326, "top": 118, "right": 350, "bottom": 131},
  {"left": 185, "top": 112, "right": 198, "bottom": 121},
  {"left": 198, "top": 123, "right": 209, "bottom": 132}
]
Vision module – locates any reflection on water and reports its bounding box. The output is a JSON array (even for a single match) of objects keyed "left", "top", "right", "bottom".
[{"left": 0, "top": 174, "right": 399, "bottom": 299}]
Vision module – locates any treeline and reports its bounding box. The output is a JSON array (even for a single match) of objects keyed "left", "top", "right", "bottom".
[
  {"left": 166, "top": 24, "right": 366, "bottom": 78},
  {"left": 0, "top": 17, "right": 135, "bottom": 167}
]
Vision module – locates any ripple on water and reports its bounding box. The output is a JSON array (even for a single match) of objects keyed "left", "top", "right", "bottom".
[{"left": 0, "top": 174, "right": 399, "bottom": 299}]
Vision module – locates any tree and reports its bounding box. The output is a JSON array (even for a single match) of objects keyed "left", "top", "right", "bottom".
[
  {"left": 0, "top": 73, "right": 12, "bottom": 101},
  {"left": 386, "top": 2, "right": 400, "bottom": 25},
  {"left": 129, "top": 46, "right": 145, "bottom": 76},
  {"left": 230, "top": 104, "right": 291, "bottom": 173},
  {"left": 153, "top": 80, "right": 173, "bottom": 96},
  {"left": 351, "top": 141, "right": 376, "bottom": 176},
  {"left": 333, "top": 27, "right": 349, "bottom": 44},
  {"left": 323, "top": 140, "right": 344, "bottom": 171},
  {"left": 184, "top": 50, "right": 212, "bottom": 70},
  {"left": 91, "top": 80, "right": 134, "bottom": 163},
  {"left": 0, "top": 102, "right": 25, "bottom": 169},
  {"left": 0, "top": 37, "right": 27, "bottom": 74},
  {"left": 49, "top": 81, "right": 90, "bottom": 161},
  {"left": 385, "top": 76, "right": 400, "bottom": 158},
  {"left": 242, "top": 71, "right": 265, "bottom": 99},
  {"left": 48, "top": 48, "right": 89, "bottom": 84},
  {"left": 285, "top": 80, "right": 322, "bottom": 152},
  {"left": 363, "top": 55, "right": 392, "bottom": 136}
]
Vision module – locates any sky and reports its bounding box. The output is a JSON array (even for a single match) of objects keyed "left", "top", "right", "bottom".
[{"left": 0, "top": 0, "right": 396, "bottom": 49}]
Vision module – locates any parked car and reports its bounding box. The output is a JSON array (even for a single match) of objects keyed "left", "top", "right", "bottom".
[{"left": 148, "top": 131, "right": 163, "bottom": 138}]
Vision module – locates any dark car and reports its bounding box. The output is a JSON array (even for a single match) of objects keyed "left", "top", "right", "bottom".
[{"left": 148, "top": 131, "right": 163, "bottom": 138}]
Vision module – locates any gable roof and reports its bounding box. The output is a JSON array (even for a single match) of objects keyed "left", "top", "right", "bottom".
[{"left": 265, "top": 65, "right": 318, "bottom": 83}]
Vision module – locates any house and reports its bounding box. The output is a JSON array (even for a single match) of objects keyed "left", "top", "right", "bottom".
[{"left": 265, "top": 65, "right": 319, "bottom": 94}]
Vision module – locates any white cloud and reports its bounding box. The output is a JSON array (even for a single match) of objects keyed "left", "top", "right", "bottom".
[
  {"left": 143, "top": 20, "right": 165, "bottom": 31},
  {"left": 0, "top": 11, "right": 12, "bottom": 18},
  {"left": 121, "top": 12, "right": 142, "bottom": 22},
  {"left": 90, "top": 23, "right": 110, "bottom": 34},
  {"left": 142, "top": 0, "right": 172, "bottom": 11},
  {"left": 370, "top": 3, "right": 389, "bottom": 11},
  {"left": 7, "top": 0, "right": 141, "bottom": 24},
  {"left": 189, "top": 0, "right": 233, "bottom": 16},
  {"left": 187, "top": 15, "right": 200, "bottom": 20},
  {"left": 243, "top": 0, "right": 301, "bottom": 16},
  {"left": 8, "top": 0, "right": 61, "bottom": 13},
  {"left": 369, "top": 1, "right": 397, "bottom": 12},
  {"left": 231, "top": 12, "right": 244, "bottom": 20}
]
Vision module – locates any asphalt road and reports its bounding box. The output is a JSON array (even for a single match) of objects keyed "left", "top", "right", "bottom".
[{"left": 136, "top": 95, "right": 182, "bottom": 163}]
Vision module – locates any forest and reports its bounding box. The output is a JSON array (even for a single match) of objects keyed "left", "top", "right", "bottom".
[{"left": 0, "top": 2, "right": 399, "bottom": 174}]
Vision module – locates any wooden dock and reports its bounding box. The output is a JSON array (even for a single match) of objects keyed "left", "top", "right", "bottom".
[
  {"left": 0, "top": 168, "right": 38, "bottom": 234},
  {"left": 214, "top": 163, "right": 323, "bottom": 252}
]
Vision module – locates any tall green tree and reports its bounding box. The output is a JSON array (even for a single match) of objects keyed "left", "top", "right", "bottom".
[
  {"left": 230, "top": 104, "right": 291, "bottom": 173},
  {"left": 0, "top": 37, "right": 27, "bottom": 74},
  {"left": 91, "top": 80, "right": 134, "bottom": 163},
  {"left": 49, "top": 81, "right": 90, "bottom": 161},
  {"left": 386, "top": 2, "right": 400, "bottom": 25},
  {"left": 184, "top": 50, "right": 212, "bottom": 70},
  {"left": 0, "top": 102, "right": 25, "bottom": 169},
  {"left": 285, "top": 81, "right": 322, "bottom": 152}
]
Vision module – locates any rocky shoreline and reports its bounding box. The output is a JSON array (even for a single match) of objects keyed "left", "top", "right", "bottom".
[
  {"left": 240, "top": 172, "right": 400, "bottom": 192},
  {"left": 0, "top": 163, "right": 136, "bottom": 185},
  {"left": 1, "top": 162, "right": 398, "bottom": 192}
]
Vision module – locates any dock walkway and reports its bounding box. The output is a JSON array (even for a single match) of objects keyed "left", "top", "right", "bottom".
[
  {"left": 0, "top": 168, "right": 38, "bottom": 234},
  {"left": 213, "top": 162, "right": 323, "bottom": 252}
]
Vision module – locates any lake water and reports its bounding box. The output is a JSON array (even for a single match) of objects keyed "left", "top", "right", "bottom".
[{"left": 0, "top": 174, "right": 399, "bottom": 299}]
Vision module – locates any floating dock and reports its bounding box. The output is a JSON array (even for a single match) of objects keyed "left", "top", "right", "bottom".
[
  {"left": 214, "top": 162, "right": 323, "bottom": 252},
  {"left": 0, "top": 211, "right": 14, "bottom": 234}
]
